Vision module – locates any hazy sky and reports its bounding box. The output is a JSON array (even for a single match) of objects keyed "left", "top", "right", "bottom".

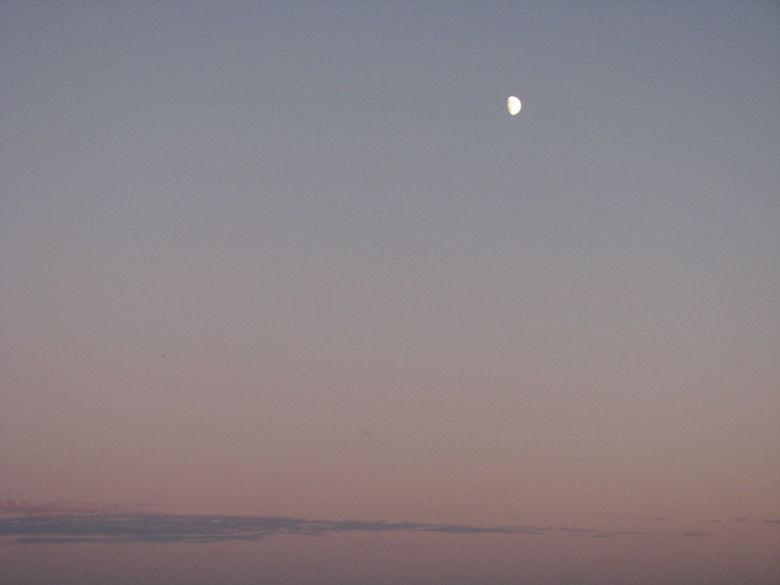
[{"left": 1, "top": 2, "right": 779, "bottom": 584}]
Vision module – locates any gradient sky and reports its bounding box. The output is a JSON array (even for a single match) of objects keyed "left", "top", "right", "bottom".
[{"left": 1, "top": 2, "right": 779, "bottom": 584}]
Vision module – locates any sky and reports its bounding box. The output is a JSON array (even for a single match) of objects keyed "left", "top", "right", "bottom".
[{"left": 1, "top": 1, "right": 779, "bottom": 584}]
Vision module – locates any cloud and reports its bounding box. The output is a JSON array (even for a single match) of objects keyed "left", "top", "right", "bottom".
[
  {"left": 0, "top": 502, "right": 721, "bottom": 545},
  {"left": 0, "top": 500, "right": 157, "bottom": 516},
  {"left": 0, "top": 514, "right": 559, "bottom": 545}
]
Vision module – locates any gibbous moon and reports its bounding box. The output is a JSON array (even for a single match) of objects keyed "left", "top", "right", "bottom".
[{"left": 508, "top": 96, "right": 521, "bottom": 115}]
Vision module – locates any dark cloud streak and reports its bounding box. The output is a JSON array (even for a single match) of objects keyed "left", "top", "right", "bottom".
[{"left": 0, "top": 513, "right": 719, "bottom": 545}]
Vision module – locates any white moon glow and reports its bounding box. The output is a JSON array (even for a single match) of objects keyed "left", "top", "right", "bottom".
[{"left": 508, "top": 96, "right": 521, "bottom": 115}]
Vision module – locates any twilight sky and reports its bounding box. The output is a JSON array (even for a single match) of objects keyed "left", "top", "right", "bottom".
[{"left": 1, "top": 2, "right": 779, "bottom": 584}]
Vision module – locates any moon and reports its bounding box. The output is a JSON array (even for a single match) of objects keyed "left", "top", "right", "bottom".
[{"left": 508, "top": 96, "right": 521, "bottom": 115}]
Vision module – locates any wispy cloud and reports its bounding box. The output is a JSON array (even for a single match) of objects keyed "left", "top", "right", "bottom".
[
  {"left": 0, "top": 501, "right": 729, "bottom": 545},
  {"left": 1, "top": 514, "right": 553, "bottom": 545},
  {"left": 0, "top": 500, "right": 158, "bottom": 516}
]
